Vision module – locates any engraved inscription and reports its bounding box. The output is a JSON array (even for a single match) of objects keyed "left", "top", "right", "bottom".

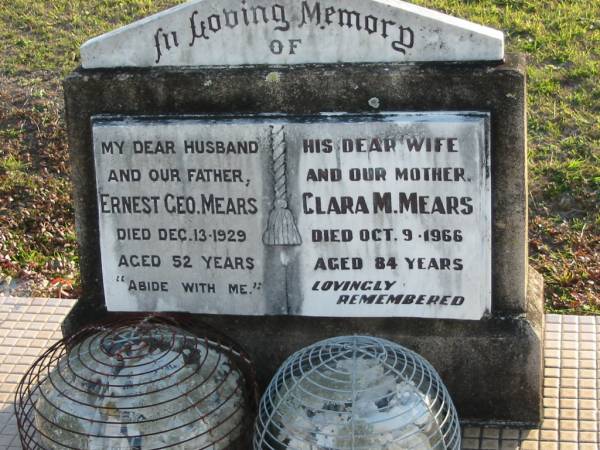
[{"left": 93, "top": 113, "right": 490, "bottom": 320}]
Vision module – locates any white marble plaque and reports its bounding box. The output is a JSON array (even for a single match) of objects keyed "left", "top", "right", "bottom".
[
  {"left": 93, "top": 113, "right": 490, "bottom": 319},
  {"left": 81, "top": 0, "right": 504, "bottom": 68},
  {"left": 286, "top": 114, "right": 491, "bottom": 320},
  {"left": 93, "top": 118, "right": 279, "bottom": 314}
]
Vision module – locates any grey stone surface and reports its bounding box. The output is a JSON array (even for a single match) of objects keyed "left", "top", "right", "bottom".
[{"left": 64, "top": 54, "right": 528, "bottom": 316}]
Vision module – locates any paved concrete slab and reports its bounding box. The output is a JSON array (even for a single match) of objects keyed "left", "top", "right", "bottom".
[
  {"left": 461, "top": 314, "right": 599, "bottom": 450},
  {"left": 0, "top": 296, "right": 76, "bottom": 450}
]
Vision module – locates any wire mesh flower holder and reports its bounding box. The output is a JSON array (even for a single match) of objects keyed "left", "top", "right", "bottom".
[
  {"left": 254, "top": 335, "right": 461, "bottom": 450},
  {"left": 15, "top": 314, "right": 258, "bottom": 450}
]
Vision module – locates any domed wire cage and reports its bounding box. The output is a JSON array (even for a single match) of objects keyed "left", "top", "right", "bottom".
[
  {"left": 254, "top": 335, "right": 461, "bottom": 450},
  {"left": 15, "top": 314, "right": 258, "bottom": 449}
]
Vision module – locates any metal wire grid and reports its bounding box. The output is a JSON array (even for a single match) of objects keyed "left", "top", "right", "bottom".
[
  {"left": 15, "top": 315, "right": 257, "bottom": 450},
  {"left": 254, "top": 335, "right": 461, "bottom": 450}
]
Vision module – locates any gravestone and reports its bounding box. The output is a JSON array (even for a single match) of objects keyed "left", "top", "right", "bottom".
[{"left": 64, "top": 0, "right": 544, "bottom": 424}]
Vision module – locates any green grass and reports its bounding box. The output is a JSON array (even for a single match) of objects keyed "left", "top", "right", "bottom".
[
  {"left": 0, "top": 1, "right": 180, "bottom": 75},
  {"left": 0, "top": 0, "right": 598, "bottom": 309}
]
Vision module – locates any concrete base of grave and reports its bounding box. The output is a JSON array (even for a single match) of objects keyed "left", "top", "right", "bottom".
[{"left": 63, "top": 267, "right": 544, "bottom": 425}]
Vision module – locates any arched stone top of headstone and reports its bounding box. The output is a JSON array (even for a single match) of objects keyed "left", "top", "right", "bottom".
[{"left": 81, "top": 0, "right": 504, "bottom": 68}]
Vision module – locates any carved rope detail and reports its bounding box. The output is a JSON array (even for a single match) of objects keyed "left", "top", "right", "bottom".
[{"left": 263, "top": 125, "right": 302, "bottom": 246}]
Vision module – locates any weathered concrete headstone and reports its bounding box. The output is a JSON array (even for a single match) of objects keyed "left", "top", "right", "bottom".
[{"left": 64, "top": 0, "right": 544, "bottom": 424}]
